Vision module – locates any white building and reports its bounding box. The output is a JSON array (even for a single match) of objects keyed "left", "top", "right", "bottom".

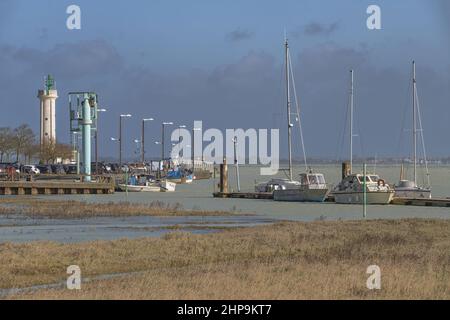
[{"left": 38, "top": 75, "right": 58, "bottom": 146}]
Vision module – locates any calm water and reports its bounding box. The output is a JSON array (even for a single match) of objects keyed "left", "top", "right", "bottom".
[
  {"left": 1, "top": 164, "right": 448, "bottom": 243},
  {"left": 43, "top": 164, "right": 450, "bottom": 221}
]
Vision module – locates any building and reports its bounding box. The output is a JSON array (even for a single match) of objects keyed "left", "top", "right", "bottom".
[{"left": 38, "top": 75, "right": 58, "bottom": 147}]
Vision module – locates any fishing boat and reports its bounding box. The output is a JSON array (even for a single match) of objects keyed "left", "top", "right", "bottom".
[
  {"left": 332, "top": 70, "right": 394, "bottom": 205},
  {"left": 256, "top": 37, "right": 330, "bottom": 202},
  {"left": 166, "top": 168, "right": 193, "bottom": 184},
  {"left": 394, "top": 61, "right": 431, "bottom": 199}
]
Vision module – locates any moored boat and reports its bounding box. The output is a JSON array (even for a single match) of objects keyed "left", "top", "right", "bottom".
[
  {"left": 159, "top": 180, "right": 176, "bottom": 192},
  {"left": 333, "top": 173, "right": 394, "bottom": 204},
  {"left": 394, "top": 61, "right": 431, "bottom": 199},
  {"left": 256, "top": 37, "right": 330, "bottom": 202},
  {"left": 118, "top": 183, "right": 161, "bottom": 192}
]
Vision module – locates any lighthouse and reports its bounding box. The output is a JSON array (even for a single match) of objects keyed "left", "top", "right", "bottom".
[{"left": 38, "top": 75, "right": 58, "bottom": 147}]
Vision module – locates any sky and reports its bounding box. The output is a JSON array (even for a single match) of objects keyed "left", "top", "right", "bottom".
[{"left": 0, "top": 0, "right": 449, "bottom": 161}]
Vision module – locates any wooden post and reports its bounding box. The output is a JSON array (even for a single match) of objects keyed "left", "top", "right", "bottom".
[
  {"left": 342, "top": 161, "right": 351, "bottom": 180},
  {"left": 219, "top": 157, "right": 228, "bottom": 194}
]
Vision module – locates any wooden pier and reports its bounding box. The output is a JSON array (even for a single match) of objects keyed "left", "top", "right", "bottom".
[
  {"left": 0, "top": 180, "right": 115, "bottom": 195},
  {"left": 391, "top": 197, "right": 450, "bottom": 208}
]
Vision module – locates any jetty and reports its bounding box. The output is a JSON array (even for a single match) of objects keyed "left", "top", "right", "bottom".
[
  {"left": 391, "top": 197, "right": 450, "bottom": 208},
  {"left": 0, "top": 177, "right": 115, "bottom": 195}
]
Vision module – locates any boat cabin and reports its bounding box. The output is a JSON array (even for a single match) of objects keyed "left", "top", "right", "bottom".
[
  {"left": 299, "top": 173, "right": 327, "bottom": 186},
  {"left": 343, "top": 174, "right": 384, "bottom": 185}
]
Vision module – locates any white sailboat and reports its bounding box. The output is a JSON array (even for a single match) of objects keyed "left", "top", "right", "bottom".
[
  {"left": 394, "top": 61, "right": 431, "bottom": 199},
  {"left": 256, "top": 37, "right": 330, "bottom": 202},
  {"left": 332, "top": 70, "right": 394, "bottom": 205}
]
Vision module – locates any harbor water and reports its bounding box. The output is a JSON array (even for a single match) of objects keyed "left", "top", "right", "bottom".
[{"left": 1, "top": 164, "right": 449, "bottom": 243}]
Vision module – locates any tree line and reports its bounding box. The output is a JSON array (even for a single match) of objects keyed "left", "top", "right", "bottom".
[{"left": 0, "top": 124, "right": 72, "bottom": 164}]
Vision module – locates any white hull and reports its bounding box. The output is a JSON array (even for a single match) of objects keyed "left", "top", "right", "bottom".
[
  {"left": 333, "top": 191, "right": 394, "bottom": 205},
  {"left": 160, "top": 181, "right": 176, "bottom": 192},
  {"left": 394, "top": 188, "right": 431, "bottom": 199},
  {"left": 118, "top": 184, "right": 161, "bottom": 192},
  {"left": 273, "top": 187, "right": 329, "bottom": 202}
]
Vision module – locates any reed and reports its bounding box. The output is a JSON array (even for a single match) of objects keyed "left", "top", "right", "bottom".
[
  {"left": 1, "top": 218, "right": 449, "bottom": 299},
  {"left": 0, "top": 199, "right": 239, "bottom": 218}
]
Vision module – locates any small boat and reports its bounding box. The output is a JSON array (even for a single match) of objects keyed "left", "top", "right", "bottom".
[
  {"left": 394, "top": 61, "right": 431, "bottom": 199},
  {"left": 166, "top": 168, "right": 193, "bottom": 184},
  {"left": 333, "top": 173, "right": 394, "bottom": 204},
  {"left": 273, "top": 173, "right": 330, "bottom": 202},
  {"left": 118, "top": 183, "right": 161, "bottom": 192},
  {"left": 159, "top": 180, "right": 176, "bottom": 192},
  {"left": 331, "top": 70, "right": 393, "bottom": 205}
]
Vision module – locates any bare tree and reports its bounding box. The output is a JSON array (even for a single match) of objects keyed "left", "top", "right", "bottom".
[
  {"left": 40, "top": 142, "right": 73, "bottom": 164},
  {"left": 23, "top": 142, "right": 40, "bottom": 164},
  {"left": 13, "top": 124, "right": 36, "bottom": 162},
  {"left": 0, "top": 127, "right": 14, "bottom": 163}
]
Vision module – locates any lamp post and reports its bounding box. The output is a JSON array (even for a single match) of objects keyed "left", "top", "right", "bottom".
[
  {"left": 141, "top": 118, "right": 154, "bottom": 164},
  {"left": 192, "top": 127, "right": 201, "bottom": 172},
  {"left": 134, "top": 139, "right": 140, "bottom": 162},
  {"left": 232, "top": 136, "right": 241, "bottom": 192},
  {"left": 119, "top": 114, "right": 132, "bottom": 167},
  {"left": 95, "top": 108, "right": 107, "bottom": 174},
  {"left": 178, "top": 125, "right": 186, "bottom": 161},
  {"left": 161, "top": 122, "right": 173, "bottom": 161},
  {"left": 154, "top": 141, "right": 161, "bottom": 178}
]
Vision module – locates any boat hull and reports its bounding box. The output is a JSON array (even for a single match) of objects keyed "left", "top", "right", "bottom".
[
  {"left": 273, "top": 187, "right": 329, "bottom": 202},
  {"left": 118, "top": 184, "right": 161, "bottom": 192},
  {"left": 394, "top": 188, "right": 431, "bottom": 199},
  {"left": 333, "top": 191, "right": 394, "bottom": 205},
  {"left": 160, "top": 181, "right": 176, "bottom": 192}
]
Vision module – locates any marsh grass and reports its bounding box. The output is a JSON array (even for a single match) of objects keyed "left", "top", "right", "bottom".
[
  {"left": 1, "top": 218, "right": 449, "bottom": 299},
  {"left": 0, "top": 199, "right": 240, "bottom": 218}
]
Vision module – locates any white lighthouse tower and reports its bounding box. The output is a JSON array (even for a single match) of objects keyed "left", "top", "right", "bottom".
[{"left": 38, "top": 75, "right": 58, "bottom": 146}]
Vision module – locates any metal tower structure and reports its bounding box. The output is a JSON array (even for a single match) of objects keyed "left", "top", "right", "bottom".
[{"left": 69, "top": 92, "right": 99, "bottom": 182}]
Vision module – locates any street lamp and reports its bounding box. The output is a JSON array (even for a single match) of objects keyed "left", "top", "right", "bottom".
[
  {"left": 141, "top": 118, "right": 154, "bottom": 164},
  {"left": 177, "top": 125, "right": 186, "bottom": 161},
  {"left": 161, "top": 122, "right": 174, "bottom": 161},
  {"left": 95, "top": 108, "right": 107, "bottom": 174},
  {"left": 119, "top": 114, "right": 132, "bottom": 167},
  {"left": 232, "top": 137, "right": 241, "bottom": 192},
  {"left": 133, "top": 139, "right": 140, "bottom": 162},
  {"left": 192, "top": 127, "right": 202, "bottom": 172}
]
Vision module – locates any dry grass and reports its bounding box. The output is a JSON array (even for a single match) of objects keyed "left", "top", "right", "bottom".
[
  {"left": 1, "top": 218, "right": 449, "bottom": 299},
  {"left": 0, "top": 199, "right": 239, "bottom": 218}
]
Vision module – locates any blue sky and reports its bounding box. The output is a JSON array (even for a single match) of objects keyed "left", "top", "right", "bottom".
[{"left": 0, "top": 0, "right": 449, "bottom": 159}]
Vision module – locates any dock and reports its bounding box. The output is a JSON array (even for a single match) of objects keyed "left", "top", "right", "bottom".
[
  {"left": 391, "top": 197, "right": 450, "bottom": 208},
  {"left": 0, "top": 180, "right": 115, "bottom": 195}
]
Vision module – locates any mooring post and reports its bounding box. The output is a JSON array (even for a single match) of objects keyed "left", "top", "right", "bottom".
[
  {"left": 363, "top": 163, "right": 367, "bottom": 218},
  {"left": 219, "top": 157, "right": 228, "bottom": 194},
  {"left": 342, "top": 161, "right": 351, "bottom": 180}
]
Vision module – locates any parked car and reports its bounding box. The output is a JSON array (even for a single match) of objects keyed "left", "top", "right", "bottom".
[
  {"left": 36, "top": 165, "right": 53, "bottom": 174},
  {"left": 64, "top": 165, "right": 78, "bottom": 174},
  {"left": 91, "top": 162, "right": 110, "bottom": 174},
  {"left": 51, "top": 164, "right": 66, "bottom": 175},
  {"left": 22, "top": 165, "right": 40, "bottom": 175}
]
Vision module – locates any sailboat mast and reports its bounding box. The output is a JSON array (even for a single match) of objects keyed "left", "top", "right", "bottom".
[
  {"left": 350, "top": 69, "right": 354, "bottom": 174},
  {"left": 412, "top": 61, "right": 417, "bottom": 186},
  {"left": 285, "top": 38, "right": 293, "bottom": 181}
]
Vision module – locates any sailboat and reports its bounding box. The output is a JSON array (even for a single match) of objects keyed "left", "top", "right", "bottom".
[
  {"left": 332, "top": 70, "right": 394, "bottom": 205},
  {"left": 255, "top": 37, "right": 330, "bottom": 202},
  {"left": 394, "top": 61, "right": 431, "bottom": 199}
]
